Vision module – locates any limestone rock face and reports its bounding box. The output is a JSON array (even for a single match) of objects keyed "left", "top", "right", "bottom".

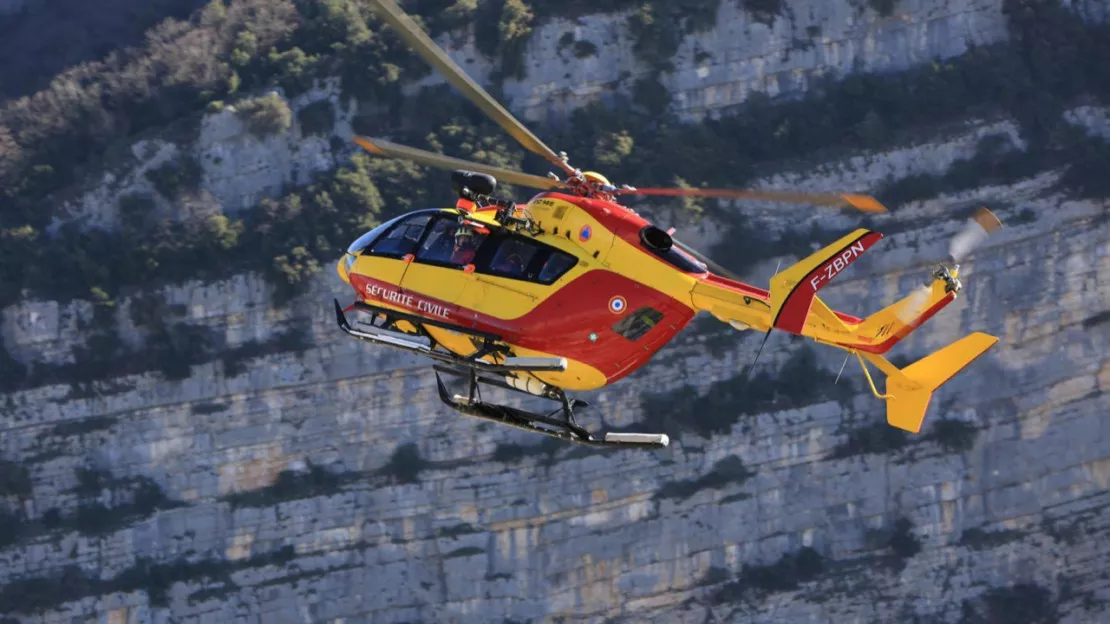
[
  {"left": 419, "top": 0, "right": 1010, "bottom": 123},
  {"left": 196, "top": 80, "right": 358, "bottom": 213},
  {"left": 3, "top": 1, "right": 1110, "bottom": 622},
  {"left": 50, "top": 79, "right": 357, "bottom": 229},
  {"left": 3, "top": 119, "right": 1110, "bottom": 621}
]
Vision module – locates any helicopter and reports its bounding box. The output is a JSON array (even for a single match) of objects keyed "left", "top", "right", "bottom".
[{"left": 332, "top": 0, "right": 1003, "bottom": 449}]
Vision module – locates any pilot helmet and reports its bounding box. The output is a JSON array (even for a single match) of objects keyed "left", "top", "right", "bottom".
[
  {"left": 582, "top": 171, "right": 612, "bottom": 187},
  {"left": 454, "top": 227, "right": 476, "bottom": 247}
]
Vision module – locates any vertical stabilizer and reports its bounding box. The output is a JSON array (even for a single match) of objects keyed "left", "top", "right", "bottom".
[{"left": 767, "top": 229, "right": 883, "bottom": 334}]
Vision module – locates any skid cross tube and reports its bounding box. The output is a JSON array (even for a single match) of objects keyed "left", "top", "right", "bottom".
[{"left": 433, "top": 367, "right": 669, "bottom": 449}]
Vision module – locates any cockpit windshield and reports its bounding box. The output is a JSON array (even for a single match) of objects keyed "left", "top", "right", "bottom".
[
  {"left": 347, "top": 221, "right": 394, "bottom": 255},
  {"left": 346, "top": 210, "right": 440, "bottom": 255}
]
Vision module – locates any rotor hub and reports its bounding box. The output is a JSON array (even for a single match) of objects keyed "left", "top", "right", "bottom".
[{"left": 933, "top": 264, "right": 962, "bottom": 294}]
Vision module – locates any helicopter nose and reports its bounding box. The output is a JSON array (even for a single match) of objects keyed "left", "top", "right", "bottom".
[{"left": 337, "top": 253, "right": 355, "bottom": 284}]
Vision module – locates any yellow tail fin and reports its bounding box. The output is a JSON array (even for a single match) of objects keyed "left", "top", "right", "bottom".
[
  {"left": 768, "top": 229, "right": 883, "bottom": 334},
  {"left": 861, "top": 332, "right": 999, "bottom": 433}
]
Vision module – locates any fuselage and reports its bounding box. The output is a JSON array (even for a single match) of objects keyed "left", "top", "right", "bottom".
[{"left": 336, "top": 191, "right": 774, "bottom": 391}]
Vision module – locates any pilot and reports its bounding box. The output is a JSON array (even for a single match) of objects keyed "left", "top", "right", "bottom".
[
  {"left": 492, "top": 250, "right": 525, "bottom": 276},
  {"left": 450, "top": 228, "right": 479, "bottom": 265}
]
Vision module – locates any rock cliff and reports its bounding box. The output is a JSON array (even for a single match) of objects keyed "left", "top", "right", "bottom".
[
  {"left": 45, "top": 0, "right": 1027, "bottom": 229},
  {"left": 422, "top": 0, "right": 1010, "bottom": 123},
  {"left": 2, "top": 0, "right": 1109, "bottom": 622}
]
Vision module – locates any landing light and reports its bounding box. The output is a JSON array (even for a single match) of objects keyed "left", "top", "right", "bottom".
[{"left": 337, "top": 253, "right": 356, "bottom": 283}]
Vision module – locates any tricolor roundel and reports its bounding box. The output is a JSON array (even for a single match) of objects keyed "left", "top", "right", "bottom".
[{"left": 609, "top": 296, "right": 627, "bottom": 314}]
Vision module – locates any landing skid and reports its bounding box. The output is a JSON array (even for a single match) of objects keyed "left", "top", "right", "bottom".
[
  {"left": 334, "top": 299, "right": 668, "bottom": 449},
  {"left": 434, "top": 366, "right": 669, "bottom": 450}
]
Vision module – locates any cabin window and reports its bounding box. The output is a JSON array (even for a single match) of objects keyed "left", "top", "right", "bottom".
[
  {"left": 415, "top": 218, "right": 488, "bottom": 267},
  {"left": 537, "top": 251, "right": 578, "bottom": 284},
  {"left": 488, "top": 236, "right": 542, "bottom": 279},
  {"left": 477, "top": 234, "right": 578, "bottom": 284},
  {"left": 612, "top": 307, "right": 665, "bottom": 342},
  {"left": 368, "top": 215, "right": 432, "bottom": 258}
]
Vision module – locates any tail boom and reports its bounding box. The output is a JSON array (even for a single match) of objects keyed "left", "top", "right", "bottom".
[
  {"left": 690, "top": 274, "right": 774, "bottom": 332},
  {"left": 839, "top": 290, "right": 957, "bottom": 354},
  {"left": 833, "top": 264, "right": 965, "bottom": 354}
]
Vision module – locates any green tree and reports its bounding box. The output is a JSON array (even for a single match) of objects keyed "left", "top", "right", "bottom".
[
  {"left": 298, "top": 0, "right": 373, "bottom": 54},
  {"left": 236, "top": 92, "right": 294, "bottom": 137},
  {"left": 855, "top": 110, "right": 888, "bottom": 146},
  {"left": 628, "top": 4, "right": 681, "bottom": 72},
  {"left": 0, "top": 225, "right": 37, "bottom": 302},
  {"left": 498, "top": 0, "right": 536, "bottom": 79},
  {"left": 593, "top": 130, "right": 635, "bottom": 167},
  {"left": 203, "top": 215, "right": 245, "bottom": 252},
  {"left": 443, "top": 0, "right": 479, "bottom": 31},
  {"left": 327, "top": 153, "right": 385, "bottom": 228},
  {"left": 0, "top": 125, "right": 21, "bottom": 181},
  {"left": 273, "top": 246, "right": 321, "bottom": 289}
]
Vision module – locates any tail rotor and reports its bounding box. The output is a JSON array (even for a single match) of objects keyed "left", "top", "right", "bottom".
[
  {"left": 948, "top": 205, "right": 1003, "bottom": 266},
  {"left": 894, "top": 206, "right": 1003, "bottom": 324}
]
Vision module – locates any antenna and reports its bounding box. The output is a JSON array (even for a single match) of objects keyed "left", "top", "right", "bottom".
[{"left": 744, "top": 331, "right": 773, "bottom": 381}]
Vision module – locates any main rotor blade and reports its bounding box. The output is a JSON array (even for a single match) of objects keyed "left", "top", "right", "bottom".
[
  {"left": 618, "top": 187, "right": 887, "bottom": 213},
  {"left": 365, "top": 0, "right": 574, "bottom": 176},
  {"left": 354, "top": 136, "right": 564, "bottom": 192}
]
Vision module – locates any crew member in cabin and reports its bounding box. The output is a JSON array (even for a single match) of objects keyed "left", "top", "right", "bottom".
[{"left": 450, "top": 227, "right": 480, "bottom": 265}]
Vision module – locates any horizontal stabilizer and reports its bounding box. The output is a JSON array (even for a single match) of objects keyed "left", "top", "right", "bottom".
[{"left": 880, "top": 332, "right": 999, "bottom": 433}]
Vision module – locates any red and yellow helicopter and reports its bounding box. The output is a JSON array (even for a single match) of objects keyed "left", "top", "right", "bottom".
[{"left": 333, "top": 0, "right": 1002, "bottom": 449}]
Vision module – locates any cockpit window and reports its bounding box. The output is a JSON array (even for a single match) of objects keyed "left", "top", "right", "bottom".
[
  {"left": 347, "top": 222, "right": 391, "bottom": 255},
  {"left": 347, "top": 210, "right": 447, "bottom": 256},
  {"left": 367, "top": 215, "right": 433, "bottom": 258},
  {"left": 416, "top": 218, "right": 488, "bottom": 267}
]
